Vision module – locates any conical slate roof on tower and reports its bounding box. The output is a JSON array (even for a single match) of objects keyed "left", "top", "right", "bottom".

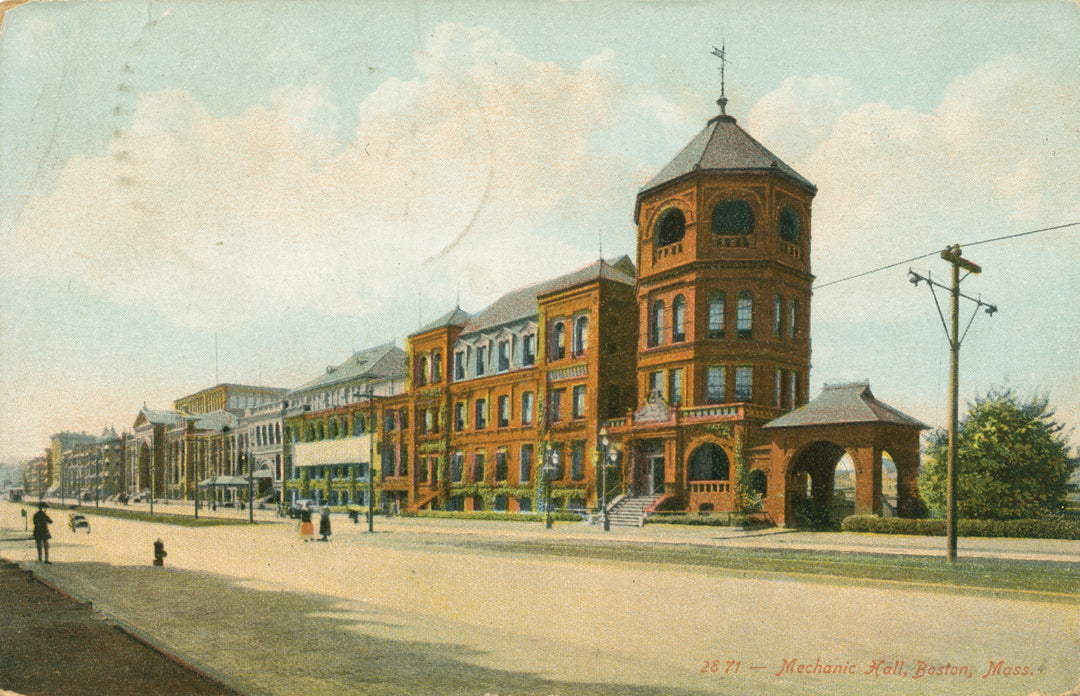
[{"left": 640, "top": 113, "right": 816, "bottom": 198}]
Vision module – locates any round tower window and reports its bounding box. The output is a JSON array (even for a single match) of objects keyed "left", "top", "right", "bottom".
[
  {"left": 712, "top": 199, "right": 754, "bottom": 235},
  {"left": 655, "top": 208, "right": 686, "bottom": 246}
]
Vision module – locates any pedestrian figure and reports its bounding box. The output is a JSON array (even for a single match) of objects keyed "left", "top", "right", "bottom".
[
  {"left": 32, "top": 502, "right": 52, "bottom": 564},
  {"left": 318, "top": 506, "right": 332, "bottom": 541},
  {"left": 299, "top": 502, "right": 314, "bottom": 542}
]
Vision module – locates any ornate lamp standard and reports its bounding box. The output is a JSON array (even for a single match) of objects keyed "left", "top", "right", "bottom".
[
  {"left": 544, "top": 443, "right": 559, "bottom": 529},
  {"left": 597, "top": 428, "right": 619, "bottom": 532},
  {"left": 243, "top": 447, "right": 255, "bottom": 524}
]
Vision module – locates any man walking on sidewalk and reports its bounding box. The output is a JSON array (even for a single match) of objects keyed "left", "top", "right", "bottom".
[{"left": 32, "top": 502, "right": 52, "bottom": 564}]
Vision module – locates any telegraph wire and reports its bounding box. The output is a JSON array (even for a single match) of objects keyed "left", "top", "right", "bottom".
[{"left": 815, "top": 220, "right": 1080, "bottom": 290}]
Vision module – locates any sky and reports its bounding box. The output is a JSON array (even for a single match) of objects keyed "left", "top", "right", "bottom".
[{"left": 0, "top": 0, "right": 1078, "bottom": 461}]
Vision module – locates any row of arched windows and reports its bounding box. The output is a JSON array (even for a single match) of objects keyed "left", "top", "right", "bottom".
[
  {"left": 292, "top": 411, "right": 371, "bottom": 443},
  {"left": 653, "top": 201, "right": 802, "bottom": 247},
  {"left": 549, "top": 315, "right": 588, "bottom": 361},
  {"left": 414, "top": 349, "right": 443, "bottom": 387},
  {"left": 648, "top": 291, "right": 800, "bottom": 346},
  {"left": 253, "top": 422, "right": 281, "bottom": 447}
]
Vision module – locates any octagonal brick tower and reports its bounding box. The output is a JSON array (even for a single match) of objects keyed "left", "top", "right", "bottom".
[{"left": 633, "top": 103, "right": 816, "bottom": 414}]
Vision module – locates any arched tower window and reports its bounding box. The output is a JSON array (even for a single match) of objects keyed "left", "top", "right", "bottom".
[
  {"left": 789, "top": 299, "right": 799, "bottom": 339},
  {"left": 655, "top": 208, "right": 686, "bottom": 247},
  {"left": 779, "top": 206, "right": 800, "bottom": 243},
  {"left": 431, "top": 350, "right": 442, "bottom": 382},
  {"left": 672, "top": 295, "right": 686, "bottom": 342},
  {"left": 736, "top": 291, "right": 753, "bottom": 339},
  {"left": 649, "top": 300, "right": 665, "bottom": 347},
  {"left": 708, "top": 291, "right": 725, "bottom": 339},
  {"left": 712, "top": 199, "right": 754, "bottom": 235},
  {"left": 773, "top": 295, "right": 784, "bottom": 338},
  {"left": 417, "top": 356, "right": 428, "bottom": 386}
]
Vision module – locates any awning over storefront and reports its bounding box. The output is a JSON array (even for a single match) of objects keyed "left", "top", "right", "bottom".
[
  {"left": 198, "top": 476, "right": 249, "bottom": 487},
  {"left": 292, "top": 435, "right": 371, "bottom": 468}
]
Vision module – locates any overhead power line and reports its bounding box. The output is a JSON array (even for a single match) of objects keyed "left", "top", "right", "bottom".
[{"left": 815, "top": 221, "right": 1080, "bottom": 290}]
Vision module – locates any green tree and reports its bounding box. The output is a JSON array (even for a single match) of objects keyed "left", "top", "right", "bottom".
[{"left": 920, "top": 389, "right": 1075, "bottom": 519}]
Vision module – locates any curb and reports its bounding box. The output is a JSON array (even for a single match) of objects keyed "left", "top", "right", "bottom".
[{"left": 3, "top": 556, "right": 270, "bottom": 696}]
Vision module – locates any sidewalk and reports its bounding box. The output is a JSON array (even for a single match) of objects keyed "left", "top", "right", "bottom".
[{"left": 0, "top": 559, "right": 242, "bottom": 696}]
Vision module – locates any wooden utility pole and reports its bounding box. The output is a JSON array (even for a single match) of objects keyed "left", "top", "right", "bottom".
[{"left": 909, "top": 245, "right": 996, "bottom": 561}]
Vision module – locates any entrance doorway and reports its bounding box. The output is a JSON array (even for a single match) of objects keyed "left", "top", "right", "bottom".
[{"left": 647, "top": 455, "right": 665, "bottom": 495}]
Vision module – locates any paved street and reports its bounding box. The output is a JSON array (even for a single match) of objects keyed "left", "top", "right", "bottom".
[{"left": 2, "top": 501, "right": 1078, "bottom": 696}]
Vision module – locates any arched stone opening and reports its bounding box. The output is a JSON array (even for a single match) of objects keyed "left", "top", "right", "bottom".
[{"left": 785, "top": 440, "right": 846, "bottom": 528}]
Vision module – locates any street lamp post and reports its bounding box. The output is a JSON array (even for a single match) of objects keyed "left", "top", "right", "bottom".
[
  {"left": 149, "top": 441, "right": 155, "bottom": 516},
  {"left": 366, "top": 385, "right": 376, "bottom": 533},
  {"left": 246, "top": 449, "right": 254, "bottom": 524},
  {"left": 194, "top": 433, "right": 201, "bottom": 519},
  {"left": 95, "top": 451, "right": 101, "bottom": 509},
  {"left": 544, "top": 443, "right": 559, "bottom": 530},
  {"left": 598, "top": 429, "right": 619, "bottom": 532}
]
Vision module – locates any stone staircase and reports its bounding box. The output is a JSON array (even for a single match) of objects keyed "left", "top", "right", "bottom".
[{"left": 605, "top": 493, "right": 666, "bottom": 527}]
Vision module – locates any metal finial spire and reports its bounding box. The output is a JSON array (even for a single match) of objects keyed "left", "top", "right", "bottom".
[{"left": 711, "top": 43, "right": 729, "bottom": 115}]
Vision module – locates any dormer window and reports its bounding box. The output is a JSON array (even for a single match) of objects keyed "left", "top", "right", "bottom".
[
  {"left": 779, "top": 206, "right": 800, "bottom": 243},
  {"left": 497, "top": 340, "right": 510, "bottom": 372},
  {"left": 475, "top": 346, "right": 486, "bottom": 376},
  {"left": 522, "top": 334, "right": 536, "bottom": 366},
  {"left": 655, "top": 208, "right": 686, "bottom": 246},
  {"left": 712, "top": 199, "right": 754, "bottom": 235}
]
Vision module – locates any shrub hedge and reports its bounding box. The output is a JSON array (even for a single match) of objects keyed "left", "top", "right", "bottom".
[
  {"left": 645, "top": 512, "right": 775, "bottom": 529},
  {"left": 400, "top": 510, "right": 584, "bottom": 523},
  {"left": 841, "top": 515, "right": 1080, "bottom": 540}
]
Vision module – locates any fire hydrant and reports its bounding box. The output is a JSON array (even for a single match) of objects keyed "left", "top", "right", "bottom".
[{"left": 153, "top": 539, "right": 167, "bottom": 567}]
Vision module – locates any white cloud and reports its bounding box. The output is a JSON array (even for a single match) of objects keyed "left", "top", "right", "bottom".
[
  {"left": 746, "top": 74, "right": 856, "bottom": 163},
  {"left": 753, "top": 61, "right": 1080, "bottom": 323},
  {"left": 1, "top": 24, "right": 655, "bottom": 332}
]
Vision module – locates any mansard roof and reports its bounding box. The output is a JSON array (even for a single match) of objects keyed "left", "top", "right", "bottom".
[
  {"left": 411, "top": 307, "right": 472, "bottom": 337},
  {"left": 763, "top": 382, "right": 928, "bottom": 430},
  {"left": 638, "top": 113, "right": 815, "bottom": 214},
  {"left": 460, "top": 256, "right": 635, "bottom": 337},
  {"left": 290, "top": 343, "right": 406, "bottom": 395}
]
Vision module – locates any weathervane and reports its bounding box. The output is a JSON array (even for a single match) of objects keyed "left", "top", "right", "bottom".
[{"left": 711, "top": 43, "right": 729, "bottom": 115}]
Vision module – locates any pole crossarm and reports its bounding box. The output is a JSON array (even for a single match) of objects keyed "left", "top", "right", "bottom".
[{"left": 908, "top": 269, "right": 998, "bottom": 313}]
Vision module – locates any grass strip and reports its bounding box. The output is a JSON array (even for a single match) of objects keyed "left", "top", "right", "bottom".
[
  {"left": 458, "top": 537, "right": 1080, "bottom": 600},
  {"left": 45, "top": 505, "right": 249, "bottom": 528}
]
